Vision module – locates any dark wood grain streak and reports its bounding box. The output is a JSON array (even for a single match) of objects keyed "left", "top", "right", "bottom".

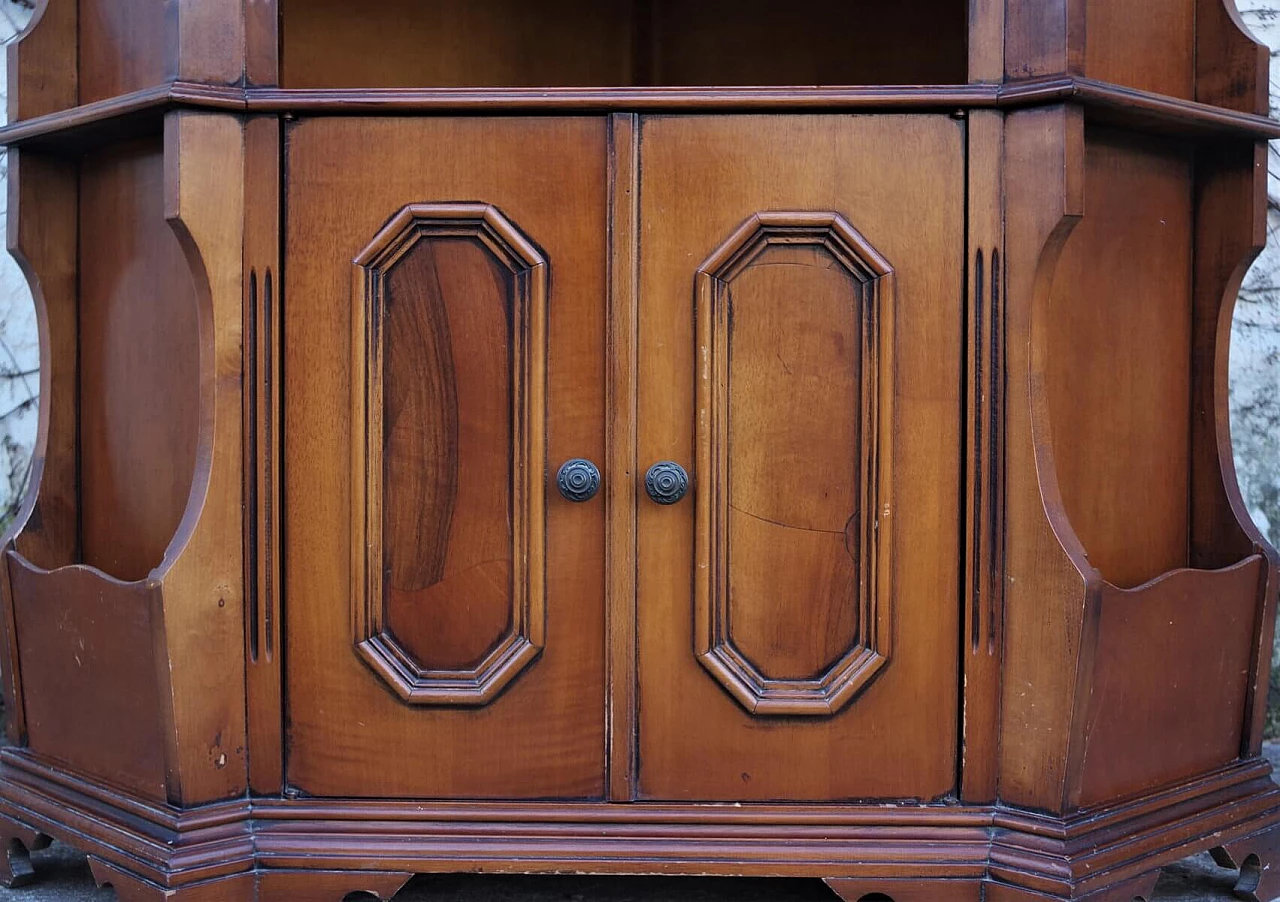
[{"left": 382, "top": 239, "right": 463, "bottom": 596}]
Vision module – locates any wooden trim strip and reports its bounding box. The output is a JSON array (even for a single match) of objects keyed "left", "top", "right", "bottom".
[
  {"left": 243, "top": 84, "right": 999, "bottom": 112},
  {"left": 0, "top": 81, "right": 245, "bottom": 146},
  {"left": 243, "top": 115, "right": 284, "bottom": 796},
  {"left": 605, "top": 113, "right": 639, "bottom": 802},
  {"left": 0, "top": 83, "right": 173, "bottom": 144},
  {"left": 961, "top": 109, "right": 1006, "bottom": 805},
  {"left": 1001, "top": 76, "right": 1280, "bottom": 139},
  {"left": 4, "top": 79, "right": 1278, "bottom": 147}
]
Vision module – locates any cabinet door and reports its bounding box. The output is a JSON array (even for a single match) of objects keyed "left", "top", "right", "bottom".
[
  {"left": 636, "top": 115, "right": 965, "bottom": 801},
  {"left": 284, "top": 118, "right": 608, "bottom": 799}
]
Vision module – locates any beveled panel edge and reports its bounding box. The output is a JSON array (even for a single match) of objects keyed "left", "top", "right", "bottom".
[
  {"left": 350, "top": 203, "right": 548, "bottom": 708},
  {"left": 3, "top": 78, "right": 1279, "bottom": 149},
  {"left": 694, "top": 212, "right": 893, "bottom": 717}
]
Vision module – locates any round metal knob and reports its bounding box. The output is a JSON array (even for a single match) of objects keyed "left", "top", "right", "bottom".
[
  {"left": 556, "top": 459, "right": 601, "bottom": 503},
  {"left": 644, "top": 461, "right": 689, "bottom": 505}
]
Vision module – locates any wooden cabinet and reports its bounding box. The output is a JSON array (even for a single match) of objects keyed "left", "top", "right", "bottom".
[{"left": 1, "top": 2, "right": 1279, "bottom": 901}]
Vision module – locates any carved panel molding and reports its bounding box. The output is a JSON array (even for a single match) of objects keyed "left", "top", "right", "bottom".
[
  {"left": 694, "top": 212, "right": 894, "bottom": 716},
  {"left": 351, "top": 203, "right": 547, "bottom": 706}
]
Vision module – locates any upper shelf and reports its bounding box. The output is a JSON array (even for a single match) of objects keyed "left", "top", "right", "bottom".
[
  {"left": 279, "top": 0, "right": 969, "bottom": 90},
  {"left": 3, "top": 0, "right": 1273, "bottom": 142}
]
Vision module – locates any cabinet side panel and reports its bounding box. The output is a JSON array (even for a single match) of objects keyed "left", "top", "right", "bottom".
[
  {"left": 7, "top": 152, "right": 80, "bottom": 572},
  {"left": 1084, "top": 0, "right": 1195, "bottom": 99},
  {"left": 77, "top": 0, "right": 169, "bottom": 105},
  {"left": 79, "top": 138, "right": 201, "bottom": 582},
  {"left": 1044, "top": 127, "right": 1194, "bottom": 588}
]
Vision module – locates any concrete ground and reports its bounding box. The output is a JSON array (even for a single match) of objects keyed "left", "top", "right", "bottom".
[{"left": 5, "top": 743, "right": 1278, "bottom": 900}]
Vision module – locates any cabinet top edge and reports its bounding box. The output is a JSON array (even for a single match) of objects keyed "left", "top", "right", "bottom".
[{"left": 3, "top": 78, "right": 1278, "bottom": 149}]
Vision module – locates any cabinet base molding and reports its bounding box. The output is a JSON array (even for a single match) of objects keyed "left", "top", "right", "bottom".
[
  {"left": 2, "top": 749, "right": 1280, "bottom": 900},
  {"left": 88, "top": 862, "right": 411, "bottom": 902}
]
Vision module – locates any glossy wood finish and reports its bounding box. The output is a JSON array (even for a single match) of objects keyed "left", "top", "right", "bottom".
[
  {"left": 1004, "top": 0, "right": 1267, "bottom": 115},
  {"left": 1, "top": 3, "right": 1279, "bottom": 900},
  {"left": 284, "top": 117, "right": 607, "bottom": 799},
  {"left": 79, "top": 138, "right": 200, "bottom": 581},
  {"left": 605, "top": 112, "right": 640, "bottom": 803},
  {"left": 1045, "top": 127, "right": 1195, "bottom": 588},
  {"left": 962, "top": 108, "right": 1006, "bottom": 804},
  {"left": 77, "top": 0, "right": 169, "bottom": 107},
  {"left": 1, "top": 112, "right": 250, "bottom": 808},
  {"left": 7, "top": 558, "right": 170, "bottom": 802},
  {"left": 243, "top": 115, "right": 283, "bottom": 796},
  {"left": 636, "top": 115, "right": 963, "bottom": 801},
  {"left": 5, "top": 151, "right": 78, "bottom": 576},
  {"left": 694, "top": 212, "right": 890, "bottom": 717},
  {"left": 351, "top": 203, "right": 548, "bottom": 708},
  {"left": 7, "top": 0, "right": 244, "bottom": 125}
]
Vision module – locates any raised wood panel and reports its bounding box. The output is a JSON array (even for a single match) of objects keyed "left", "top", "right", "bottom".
[
  {"left": 79, "top": 138, "right": 200, "bottom": 582},
  {"left": 1044, "top": 127, "right": 1194, "bottom": 588},
  {"left": 637, "top": 114, "right": 963, "bottom": 802},
  {"left": 353, "top": 204, "right": 547, "bottom": 706},
  {"left": 285, "top": 117, "right": 606, "bottom": 800},
  {"left": 695, "top": 213, "right": 891, "bottom": 716}
]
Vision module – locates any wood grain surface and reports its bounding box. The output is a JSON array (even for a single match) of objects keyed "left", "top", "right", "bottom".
[
  {"left": 636, "top": 114, "right": 965, "bottom": 801},
  {"left": 284, "top": 117, "right": 608, "bottom": 799}
]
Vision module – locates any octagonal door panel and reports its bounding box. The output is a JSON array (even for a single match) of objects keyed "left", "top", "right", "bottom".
[
  {"left": 636, "top": 115, "right": 965, "bottom": 801},
  {"left": 284, "top": 118, "right": 607, "bottom": 799}
]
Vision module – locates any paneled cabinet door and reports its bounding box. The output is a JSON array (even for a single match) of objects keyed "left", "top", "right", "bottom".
[
  {"left": 284, "top": 118, "right": 609, "bottom": 799},
  {"left": 636, "top": 116, "right": 966, "bottom": 801}
]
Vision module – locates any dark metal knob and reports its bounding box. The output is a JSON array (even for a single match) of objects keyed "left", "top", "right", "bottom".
[
  {"left": 557, "top": 459, "right": 601, "bottom": 502},
  {"left": 644, "top": 461, "right": 689, "bottom": 505}
]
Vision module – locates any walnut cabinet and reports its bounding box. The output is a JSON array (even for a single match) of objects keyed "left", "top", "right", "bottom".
[{"left": 0, "top": 2, "right": 1279, "bottom": 901}]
